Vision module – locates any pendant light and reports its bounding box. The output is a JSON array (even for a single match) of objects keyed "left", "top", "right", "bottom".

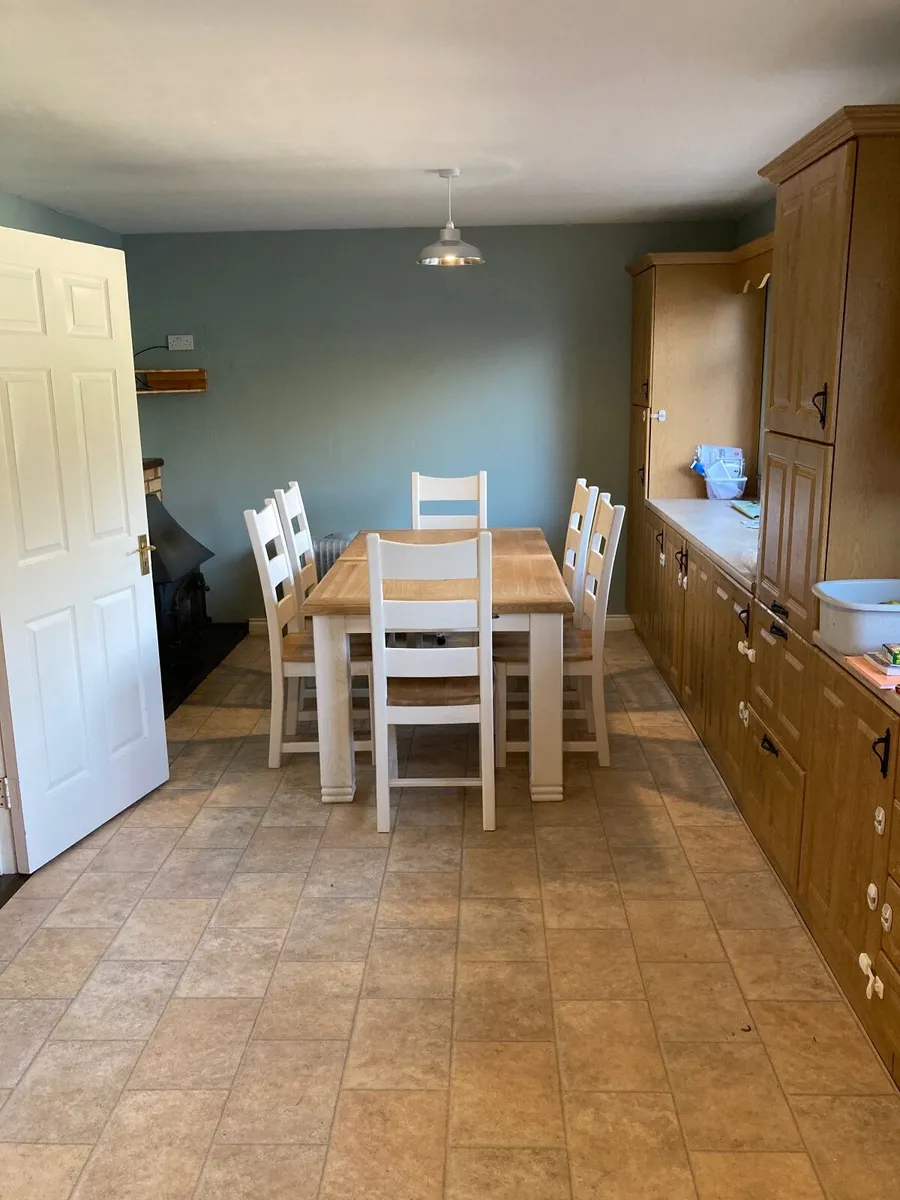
[{"left": 417, "top": 168, "right": 484, "bottom": 267}]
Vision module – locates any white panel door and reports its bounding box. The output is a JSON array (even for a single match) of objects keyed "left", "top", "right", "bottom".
[{"left": 0, "top": 226, "right": 168, "bottom": 871}]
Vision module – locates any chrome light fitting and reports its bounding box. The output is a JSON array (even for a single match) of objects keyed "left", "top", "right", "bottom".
[{"left": 417, "top": 168, "right": 484, "bottom": 267}]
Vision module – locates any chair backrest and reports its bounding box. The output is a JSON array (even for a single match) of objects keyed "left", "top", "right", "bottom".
[
  {"left": 244, "top": 500, "right": 299, "bottom": 656},
  {"left": 582, "top": 494, "right": 626, "bottom": 656},
  {"left": 411, "top": 471, "right": 488, "bottom": 530},
  {"left": 563, "top": 478, "right": 599, "bottom": 627},
  {"left": 273, "top": 481, "right": 318, "bottom": 609},
  {"left": 367, "top": 532, "right": 493, "bottom": 700}
]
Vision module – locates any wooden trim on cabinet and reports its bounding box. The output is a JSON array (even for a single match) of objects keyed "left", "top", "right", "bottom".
[
  {"left": 626, "top": 235, "right": 774, "bottom": 293},
  {"left": 760, "top": 105, "right": 900, "bottom": 185}
]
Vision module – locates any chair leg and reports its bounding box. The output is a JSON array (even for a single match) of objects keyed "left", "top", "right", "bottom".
[
  {"left": 592, "top": 668, "right": 609, "bottom": 767},
  {"left": 480, "top": 709, "right": 496, "bottom": 832},
  {"left": 370, "top": 669, "right": 376, "bottom": 765},
  {"left": 286, "top": 678, "right": 300, "bottom": 735},
  {"left": 494, "top": 664, "right": 508, "bottom": 768},
  {"left": 388, "top": 726, "right": 399, "bottom": 780},
  {"left": 269, "top": 674, "right": 286, "bottom": 768},
  {"left": 580, "top": 676, "right": 596, "bottom": 734},
  {"left": 374, "top": 716, "right": 392, "bottom": 834}
]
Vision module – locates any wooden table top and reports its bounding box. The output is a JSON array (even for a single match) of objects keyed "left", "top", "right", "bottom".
[
  {"left": 302, "top": 530, "right": 573, "bottom": 617},
  {"left": 340, "top": 527, "right": 551, "bottom": 559}
]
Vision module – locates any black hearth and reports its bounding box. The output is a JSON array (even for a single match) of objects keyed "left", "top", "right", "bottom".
[{"left": 146, "top": 493, "right": 247, "bottom": 715}]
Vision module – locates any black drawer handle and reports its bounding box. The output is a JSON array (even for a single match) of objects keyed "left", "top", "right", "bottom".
[
  {"left": 738, "top": 606, "right": 750, "bottom": 636},
  {"left": 761, "top": 735, "right": 780, "bottom": 758},
  {"left": 655, "top": 531, "right": 664, "bottom": 549},
  {"left": 638, "top": 466, "right": 645, "bottom": 484},
  {"left": 769, "top": 622, "right": 788, "bottom": 641},
  {"left": 872, "top": 728, "right": 891, "bottom": 780},
  {"left": 811, "top": 383, "right": 828, "bottom": 430},
  {"left": 641, "top": 380, "right": 649, "bottom": 400},
  {"left": 771, "top": 602, "right": 789, "bottom": 620}
]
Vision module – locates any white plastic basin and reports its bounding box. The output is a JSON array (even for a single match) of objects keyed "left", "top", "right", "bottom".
[{"left": 812, "top": 579, "right": 900, "bottom": 655}]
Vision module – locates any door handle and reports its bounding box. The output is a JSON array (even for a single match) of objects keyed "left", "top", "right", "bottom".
[
  {"left": 760, "top": 734, "right": 780, "bottom": 757},
  {"left": 737, "top": 606, "right": 750, "bottom": 636},
  {"left": 811, "top": 383, "right": 828, "bottom": 430},
  {"left": 649, "top": 409, "right": 667, "bottom": 422},
  {"left": 638, "top": 466, "right": 645, "bottom": 485},
  {"left": 641, "top": 380, "right": 649, "bottom": 400},
  {"left": 769, "top": 622, "right": 788, "bottom": 641},
  {"left": 771, "top": 601, "right": 789, "bottom": 620},
  {"left": 872, "top": 728, "right": 891, "bottom": 780},
  {"left": 130, "top": 533, "right": 156, "bottom": 576}
]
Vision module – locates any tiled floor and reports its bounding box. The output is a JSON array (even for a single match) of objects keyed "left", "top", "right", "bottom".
[{"left": 1, "top": 630, "right": 899, "bottom": 1198}]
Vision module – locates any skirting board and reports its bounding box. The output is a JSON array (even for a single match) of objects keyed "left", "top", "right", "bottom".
[{"left": 248, "top": 615, "right": 634, "bottom": 636}]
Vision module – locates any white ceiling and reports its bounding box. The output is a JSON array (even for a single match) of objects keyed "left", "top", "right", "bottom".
[{"left": 2, "top": 0, "right": 900, "bottom": 233}]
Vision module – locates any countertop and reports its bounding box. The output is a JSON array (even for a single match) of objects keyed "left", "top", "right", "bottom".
[
  {"left": 646, "top": 498, "right": 759, "bottom": 590},
  {"left": 814, "top": 634, "right": 900, "bottom": 719}
]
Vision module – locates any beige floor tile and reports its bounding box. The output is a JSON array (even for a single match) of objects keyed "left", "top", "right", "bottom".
[
  {"left": 363, "top": 928, "right": 456, "bottom": 998},
  {"left": 304, "top": 848, "right": 387, "bottom": 897},
  {"left": 463, "top": 806, "right": 535, "bottom": 848},
  {"left": 626, "top": 899, "right": 725, "bottom": 963},
  {"left": 87, "top": 827, "right": 181, "bottom": 873},
  {"left": 751, "top": 1001, "right": 895, "bottom": 1095},
  {"left": 592, "top": 770, "right": 662, "bottom": 807},
  {"left": 320, "top": 803, "right": 395, "bottom": 846},
  {"left": 262, "top": 788, "right": 331, "bottom": 827},
  {"left": 720, "top": 928, "right": 838, "bottom": 1001},
  {"left": 72, "top": 1088, "right": 225, "bottom": 1199},
  {"left": 697, "top": 872, "right": 799, "bottom": 929},
  {"left": 555, "top": 1000, "right": 668, "bottom": 1091},
  {"left": 178, "top": 806, "right": 262, "bottom": 850},
  {"left": 51, "top": 961, "right": 182, "bottom": 1041},
  {"left": 397, "top": 793, "right": 465, "bottom": 828},
  {"left": 206, "top": 770, "right": 281, "bottom": 807},
  {"left": 532, "top": 793, "right": 600, "bottom": 827},
  {"left": 0, "top": 1039, "right": 140, "bottom": 1143},
  {"left": 144, "top": 848, "right": 241, "bottom": 899},
  {"left": 611, "top": 846, "right": 701, "bottom": 899},
  {"left": 455, "top": 961, "right": 553, "bottom": 1039},
  {"left": 458, "top": 899, "right": 546, "bottom": 961},
  {"left": 345, "top": 997, "right": 452, "bottom": 1088},
  {"left": 195, "top": 1144, "right": 326, "bottom": 1199},
  {"left": 377, "top": 872, "right": 459, "bottom": 928},
  {"left": 542, "top": 874, "right": 628, "bottom": 929},
  {"left": 211, "top": 872, "right": 304, "bottom": 928},
  {"left": 642, "top": 962, "right": 757, "bottom": 1043},
  {"left": 600, "top": 804, "right": 680, "bottom": 848},
  {"left": 646, "top": 751, "right": 722, "bottom": 792},
  {"left": 129, "top": 998, "right": 257, "bottom": 1089},
  {"left": 0, "top": 999, "right": 68, "bottom": 1086},
  {"left": 564, "top": 1092, "right": 695, "bottom": 1199},
  {"left": 123, "top": 789, "right": 208, "bottom": 829},
  {"left": 461, "top": 848, "right": 540, "bottom": 899},
  {"left": 451, "top": 1041, "right": 564, "bottom": 1148},
  {"left": 677, "top": 825, "right": 767, "bottom": 874},
  {"left": 535, "top": 826, "right": 613, "bottom": 874},
  {"left": 388, "top": 828, "right": 462, "bottom": 872},
  {"left": 690, "top": 1151, "right": 824, "bottom": 1199},
  {"left": 255, "top": 960, "right": 363, "bottom": 1039},
  {"left": 237, "top": 826, "right": 321, "bottom": 872},
  {"left": 666, "top": 1042, "right": 801, "bottom": 1151},
  {"left": 791, "top": 1094, "right": 900, "bottom": 1200},
  {"left": 0, "top": 1089, "right": 8, "bottom": 1111},
  {"left": 76, "top": 811, "right": 130, "bottom": 849},
  {"left": 43, "top": 872, "right": 153, "bottom": 929},
  {"left": 218, "top": 1040, "right": 345, "bottom": 1144},
  {"left": 0, "top": 1144, "right": 91, "bottom": 1200},
  {"left": 0, "top": 897, "right": 57, "bottom": 960},
  {"left": 282, "top": 898, "right": 377, "bottom": 960},
  {"left": 105, "top": 898, "right": 216, "bottom": 961},
  {"left": 0, "top": 928, "right": 114, "bottom": 999},
  {"left": 546, "top": 929, "right": 644, "bottom": 999},
  {"left": 320, "top": 1089, "right": 447, "bottom": 1200},
  {"left": 15, "top": 849, "right": 98, "bottom": 901},
  {"left": 175, "top": 928, "right": 283, "bottom": 998},
  {"left": 663, "top": 785, "right": 742, "bottom": 827},
  {"left": 445, "top": 1148, "right": 571, "bottom": 1200}
]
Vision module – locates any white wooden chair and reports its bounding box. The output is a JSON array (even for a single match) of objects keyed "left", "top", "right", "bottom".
[
  {"left": 367, "top": 532, "right": 495, "bottom": 833},
  {"left": 494, "top": 495, "right": 625, "bottom": 768},
  {"left": 273, "top": 481, "right": 320, "bottom": 728},
  {"left": 563, "top": 478, "right": 599, "bottom": 627},
  {"left": 411, "top": 471, "right": 488, "bottom": 529},
  {"left": 244, "top": 500, "right": 372, "bottom": 767}
]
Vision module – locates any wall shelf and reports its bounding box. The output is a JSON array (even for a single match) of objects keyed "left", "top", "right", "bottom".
[{"left": 136, "top": 368, "right": 207, "bottom": 396}]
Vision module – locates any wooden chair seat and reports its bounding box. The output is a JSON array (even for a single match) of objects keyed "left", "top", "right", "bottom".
[
  {"left": 282, "top": 632, "right": 372, "bottom": 663},
  {"left": 386, "top": 676, "right": 482, "bottom": 707},
  {"left": 493, "top": 625, "right": 592, "bottom": 664}
]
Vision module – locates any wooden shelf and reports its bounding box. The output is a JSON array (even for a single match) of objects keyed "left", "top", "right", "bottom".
[{"left": 135, "top": 367, "right": 207, "bottom": 396}]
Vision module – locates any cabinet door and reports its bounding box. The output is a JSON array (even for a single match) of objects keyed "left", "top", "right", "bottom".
[
  {"left": 630, "top": 268, "right": 654, "bottom": 407},
  {"left": 640, "top": 508, "right": 664, "bottom": 662},
  {"left": 705, "top": 571, "right": 751, "bottom": 800},
  {"left": 625, "top": 405, "right": 650, "bottom": 620},
  {"left": 757, "top": 432, "right": 833, "bottom": 640},
  {"left": 658, "top": 526, "right": 685, "bottom": 695},
  {"left": 681, "top": 550, "right": 713, "bottom": 737},
  {"left": 766, "top": 143, "right": 856, "bottom": 443},
  {"left": 742, "top": 707, "right": 807, "bottom": 890},
  {"left": 799, "top": 652, "right": 898, "bottom": 989},
  {"left": 749, "top": 601, "right": 812, "bottom": 769}
]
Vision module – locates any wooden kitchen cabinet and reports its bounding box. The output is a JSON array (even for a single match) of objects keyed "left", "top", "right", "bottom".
[
  {"left": 757, "top": 432, "right": 832, "bottom": 641},
  {"left": 741, "top": 705, "right": 807, "bottom": 890},
  {"left": 624, "top": 405, "right": 649, "bottom": 620},
  {"left": 680, "top": 548, "right": 713, "bottom": 737},
  {"left": 704, "top": 569, "right": 751, "bottom": 801},
  {"left": 640, "top": 507, "right": 664, "bottom": 661},
  {"left": 657, "top": 524, "right": 685, "bottom": 696},
  {"left": 749, "top": 600, "right": 812, "bottom": 768},
  {"left": 629, "top": 267, "right": 654, "bottom": 407}
]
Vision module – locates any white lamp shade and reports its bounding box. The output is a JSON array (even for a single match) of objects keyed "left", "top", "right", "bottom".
[{"left": 417, "top": 225, "right": 484, "bottom": 267}]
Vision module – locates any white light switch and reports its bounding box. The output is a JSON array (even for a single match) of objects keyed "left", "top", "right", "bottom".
[{"left": 167, "top": 334, "right": 194, "bottom": 351}]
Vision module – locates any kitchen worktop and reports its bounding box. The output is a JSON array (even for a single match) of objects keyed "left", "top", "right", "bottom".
[{"left": 646, "top": 498, "right": 759, "bottom": 590}]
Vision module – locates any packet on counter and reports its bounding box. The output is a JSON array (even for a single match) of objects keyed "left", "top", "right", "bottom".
[{"left": 884, "top": 643, "right": 900, "bottom": 665}]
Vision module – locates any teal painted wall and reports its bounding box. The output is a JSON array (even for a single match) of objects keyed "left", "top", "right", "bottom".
[
  {"left": 126, "top": 221, "right": 735, "bottom": 620},
  {"left": 735, "top": 197, "right": 775, "bottom": 245},
  {"left": 0, "top": 189, "right": 121, "bottom": 248}
]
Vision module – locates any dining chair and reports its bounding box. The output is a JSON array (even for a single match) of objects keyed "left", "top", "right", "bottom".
[
  {"left": 411, "top": 471, "right": 488, "bottom": 529},
  {"left": 367, "top": 532, "right": 495, "bottom": 833},
  {"left": 563, "top": 478, "right": 600, "bottom": 627},
  {"left": 244, "top": 499, "right": 372, "bottom": 767},
  {"left": 494, "top": 495, "right": 625, "bottom": 768},
  {"left": 273, "top": 481, "right": 319, "bottom": 728}
]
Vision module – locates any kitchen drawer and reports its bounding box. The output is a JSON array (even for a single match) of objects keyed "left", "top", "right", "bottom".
[
  {"left": 880, "top": 875, "right": 900, "bottom": 977},
  {"left": 742, "top": 706, "right": 807, "bottom": 890},
  {"left": 749, "top": 601, "right": 812, "bottom": 769}
]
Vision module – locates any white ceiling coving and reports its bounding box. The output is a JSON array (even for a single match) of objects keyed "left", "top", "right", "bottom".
[{"left": 1, "top": 0, "right": 899, "bottom": 233}]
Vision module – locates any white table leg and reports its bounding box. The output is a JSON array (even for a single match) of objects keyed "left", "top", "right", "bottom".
[
  {"left": 313, "top": 614, "right": 356, "bottom": 803},
  {"left": 529, "top": 612, "right": 564, "bottom": 802}
]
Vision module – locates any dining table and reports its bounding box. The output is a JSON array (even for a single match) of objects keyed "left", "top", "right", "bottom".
[{"left": 300, "top": 527, "right": 574, "bottom": 804}]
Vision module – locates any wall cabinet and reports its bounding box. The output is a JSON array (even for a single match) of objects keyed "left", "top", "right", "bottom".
[
  {"left": 704, "top": 569, "right": 751, "bottom": 800},
  {"left": 749, "top": 601, "right": 812, "bottom": 768},
  {"left": 625, "top": 404, "right": 649, "bottom": 619},
  {"left": 741, "top": 706, "right": 806, "bottom": 890},
  {"left": 629, "top": 267, "right": 654, "bottom": 407},
  {"left": 657, "top": 525, "right": 685, "bottom": 695},
  {"left": 680, "top": 550, "right": 713, "bottom": 737}
]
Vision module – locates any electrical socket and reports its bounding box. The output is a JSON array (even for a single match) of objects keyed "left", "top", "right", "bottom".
[{"left": 167, "top": 334, "right": 194, "bottom": 351}]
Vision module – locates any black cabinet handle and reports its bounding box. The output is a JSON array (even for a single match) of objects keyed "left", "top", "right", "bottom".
[
  {"left": 770, "top": 622, "right": 788, "bottom": 641},
  {"left": 674, "top": 549, "right": 685, "bottom": 571},
  {"left": 655, "top": 531, "right": 664, "bottom": 549},
  {"left": 760, "top": 735, "right": 780, "bottom": 758},
  {"left": 872, "top": 728, "right": 892, "bottom": 780},
  {"left": 738, "top": 606, "right": 750, "bottom": 636},
  {"left": 638, "top": 466, "right": 645, "bottom": 485},
  {"left": 641, "top": 380, "right": 649, "bottom": 400},
  {"left": 771, "top": 601, "right": 790, "bottom": 620},
  {"left": 811, "top": 383, "right": 828, "bottom": 430}
]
